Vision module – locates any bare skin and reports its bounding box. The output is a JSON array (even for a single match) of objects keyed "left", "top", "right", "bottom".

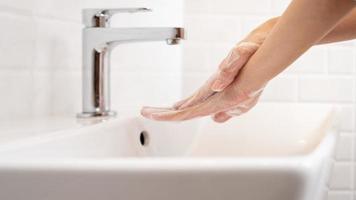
[{"left": 141, "top": 0, "right": 356, "bottom": 122}]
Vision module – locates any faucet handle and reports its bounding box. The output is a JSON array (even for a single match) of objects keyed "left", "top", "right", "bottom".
[{"left": 82, "top": 8, "right": 152, "bottom": 27}]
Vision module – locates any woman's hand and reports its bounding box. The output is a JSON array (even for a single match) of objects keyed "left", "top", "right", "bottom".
[
  {"left": 141, "top": 0, "right": 356, "bottom": 122},
  {"left": 141, "top": 73, "right": 266, "bottom": 122},
  {"left": 169, "top": 18, "right": 277, "bottom": 122},
  {"left": 140, "top": 18, "right": 277, "bottom": 122},
  {"left": 173, "top": 41, "right": 260, "bottom": 109}
]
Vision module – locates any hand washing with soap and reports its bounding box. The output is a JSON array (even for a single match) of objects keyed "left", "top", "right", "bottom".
[{"left": 142, "top": 0, "right": 356, "bottom": 122}]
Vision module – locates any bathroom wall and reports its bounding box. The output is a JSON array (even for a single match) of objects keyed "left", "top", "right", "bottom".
[
  {"left": 0, "top": 0, "right": 183, "bottom": 120},
  {"left": 182, "top": 0, "right": 355, "bottom": 199}
]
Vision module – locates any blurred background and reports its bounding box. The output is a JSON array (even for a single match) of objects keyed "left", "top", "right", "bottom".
[{"left": 0, "top": 0, "right": 354, "bottom": 199}]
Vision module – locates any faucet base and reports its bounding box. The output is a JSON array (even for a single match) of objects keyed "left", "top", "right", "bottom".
[{"left": 77, "top": 111, "right": 117, "bottom": 118}]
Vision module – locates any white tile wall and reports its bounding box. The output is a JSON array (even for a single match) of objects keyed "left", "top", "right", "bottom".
[
  {"left": 183, "top": 0, "right": 356, "bottom": 199},
  {"left": 0, "top": 0, "right": 183, "bottom": 120}
]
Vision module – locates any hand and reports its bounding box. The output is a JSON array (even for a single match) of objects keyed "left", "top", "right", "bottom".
[
  {"left": 140, "top": 18, "right": 277, "bottom": 122},
  {"left": 141, "top": 77, "right": 265, "bottom": 122},
  {"left": 173, "top": 41, "right": 260, "bottom": 109},
  {"left": 171, "top": 18, "right": 277, "bottom": 122}
]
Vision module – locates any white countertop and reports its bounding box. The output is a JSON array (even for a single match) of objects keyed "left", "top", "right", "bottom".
[
  {"left": 0, "top": 112, "right": 140, "bottom": 146},
  {"left": 0, "top": 116, "right": 82, "bottom": 145}
]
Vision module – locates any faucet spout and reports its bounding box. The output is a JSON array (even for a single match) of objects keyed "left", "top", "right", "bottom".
[{"left": 84, "top": 27, "right": 184, "bottom": 48}]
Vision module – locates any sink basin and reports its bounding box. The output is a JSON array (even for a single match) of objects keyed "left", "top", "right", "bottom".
[{"left": 0, "top": 103, "right": 336, "bottom": 200}]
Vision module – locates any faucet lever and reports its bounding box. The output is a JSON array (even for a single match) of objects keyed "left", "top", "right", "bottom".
[{"left": 83, "top": 8, "right": 152, "bottom": 27}]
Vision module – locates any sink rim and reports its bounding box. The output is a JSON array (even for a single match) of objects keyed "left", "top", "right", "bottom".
[{"left": 0, "top": 130, "right": 336, "bottom": 170}]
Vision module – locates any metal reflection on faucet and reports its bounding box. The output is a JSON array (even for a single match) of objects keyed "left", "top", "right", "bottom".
[{"left": 77, "top": 8, "right": 184, "bottom": 118}]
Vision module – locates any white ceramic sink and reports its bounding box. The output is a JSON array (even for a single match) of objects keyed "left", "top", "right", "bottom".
[{"left": 0, "top": 103, "right": 336, "bottom": 200}]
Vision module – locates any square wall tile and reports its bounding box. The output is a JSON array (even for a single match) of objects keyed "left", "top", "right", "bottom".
[
  {"left": 206, "top": 0, "right": 271, "bottom": 14},
  {"left": 299, "top": 76, "right": 355, "bottom": 103},
  {"left": 286, "top": 46, "right": 327, "bottom": 74},
  {"left": 0, "top": 70, "right": 33, "bottom": 120},
  {"left": 0, "top": 13, "right": 36, "bottom": 69},
  {"left": 260, "top": 75, "right": 298, "bottom": 102},
  {"left": 33, "top": 17, "right": 81, "bottom": 71},
  {"left": 327, "top": 191, "right": 353, "bottom": 200},
  {"left": 34, "top": 0, "right": 82, "bottom": 22},
  {"left": 328, "top": 46, "right": 355, "bottom": 74},
  {"left": 0, "top": 0, "right": 35, "bottom": 14},
  {"left": 48, "top": 70, "right": 81, "bottom": 116},
  {"left": 184, "top": 0, "right": 210, "bottom": 14},
  {"left": 182, "top": 42, "right": 210, "bottom": 72},
  {"left": 31, "top": 71, "right": 53, "bottom": 117},
  {"left": 335, "top": 105, "right": 355, "bottom": 132},
  {"left": 329, "top": 162, "right": 353, "bottom": 190},
  {"left": 335, "top": 133, "right": 354, "bottom": 161},
  {"left": 355, "top": 163, "right": 356, "bottom": 190},
  {"left": 184, "top": 15, "right": 242, "bottom": 43},
  {"left": 111, "top": 0, "right": 183, "bottom": 27}
]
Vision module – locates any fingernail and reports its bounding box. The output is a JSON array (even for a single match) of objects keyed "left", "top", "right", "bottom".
[
  {"left": 211, "top": 80, "right": 224, "bottom": 92},
  {"left": 238, "top": 42, "right": 259, "bottom": 48},
  {"left": 227, "top": 109, "right": 243, "bottom": 116}
]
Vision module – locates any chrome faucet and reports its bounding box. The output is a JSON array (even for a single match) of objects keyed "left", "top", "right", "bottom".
[{"left": 77, "top": 8, "right": 184, "bottom": 118}]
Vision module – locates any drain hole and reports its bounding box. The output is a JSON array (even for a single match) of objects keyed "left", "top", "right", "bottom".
[{"left": 139, "top": 131, "right": 149, "bottom": 146}]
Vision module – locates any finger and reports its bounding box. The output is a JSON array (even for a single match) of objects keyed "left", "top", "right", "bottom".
[
  {"left": 174, "top": 42, "right": 260, "bottom": 110},
  {"left": 177, "top": 73, "right": 218, "bottom": 110},
  {"left": 173, "top": 98, "right": 189, "bottom": 109},
  {"left": 142, "top": 92, "right": 233, "bottom": 121},
  {"left": 222, "top": 42, "right": 259, "bottom": 69},
  {"left": 211, "top": 42, "right": 259, "bottom": 92},
  {"left": 212, "top": 112, "right": 232, "bottom": 123},
  {"left": 144, "top": 84, "right": 253, "bottom": 121},
  {"left": 141, "top": 107, "right": 175, "bottom": 119}
]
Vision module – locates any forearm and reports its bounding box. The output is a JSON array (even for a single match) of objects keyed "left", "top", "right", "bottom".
[
  {"left": 318, "top": 7, "right": 356, "bottom": 44},
  {"left": 236, "top": 0, "right": 355, "bottom": 92},
  {"left": 265, "top": 8, "right": 356, "bottom": 45}
]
